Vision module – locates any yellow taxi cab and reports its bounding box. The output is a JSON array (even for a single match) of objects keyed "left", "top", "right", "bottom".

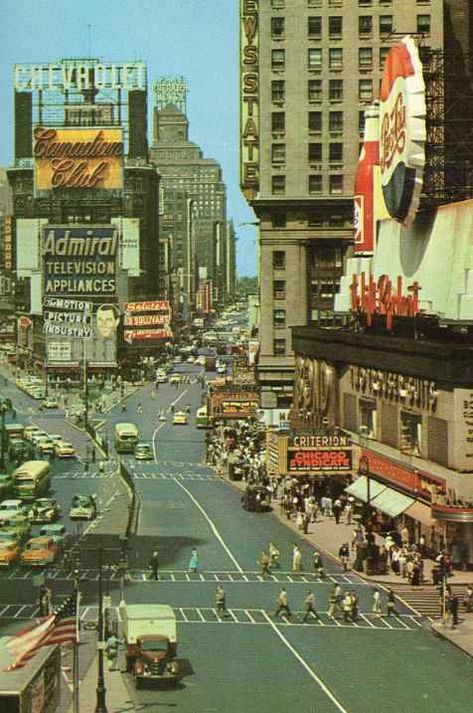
[
  {"left": 172, "top": 411, "right": 188, "bottom": 425},
  {"left": 20, "top": 536, "right": 58, "bottom": 567},
  {"left": 54, "top": 441, "right": 76, "bottom": 458},
  {"left": 169, "top": 373, "right": 181, "bottom": 385},
  {"left": 0, "top": 539, "right": 21, "bottom": 567}
]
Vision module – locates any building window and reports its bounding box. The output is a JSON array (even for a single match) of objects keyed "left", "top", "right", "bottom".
[
  {"left": 272, "top": 143, "right": 286, "bottom": 163},
  {"left": 417, "top": 14, "right": 430, "bottom": 34},
  {"left": 271, "top": 0, "right": 285, "bottom": 7},
  {"left": 379, "top": 46, "right": 390, "bottom": 69},
  {"left": 329, "top": 111, "right": 343, "bottom": 132},
  {"left": 273, "top": 250, "right": 286, "bottom": 269},
  {"left": 273, "top": 339, "right": 286, "bottom": 356},
  {"left": 273, "top": 309, "right": 286, "bottom": 327},
  {"left": 308, "top": 16, "right": 322, "bottom": 38},
  {"left": 379, "top": 15, "right": 393, "bottom": 35},
  {"left": 359, "top": 110, "right": 365, "bottom": 133},
  {"left": 329, "top": 213, "right": 344, "bottom": 227},
  {"left": 273, "top": 280, "right": 286, "bottom": 299},
  {"left": 308, "top": 142, "right": 322, "bottom": 161},
  {"left": 308, "top": 212, "right": 323, "bottom": 227},
  {"left": 401, "top": 411, "right": 422, "bottom": 456},
  {"left": 329, "top": 48, "right": 343, "bottom": 69},
  {"left": 272, "top": 213, "right": 286, "bottom": 228},
  {"left": 308, "top": 48, "right": 322, "bottom": 69},
  {"left": 358, "top": 0, "right": 372, "bottom": 5},
  {"left": 272, "top": 49, "right": 286, "bottom": 69},
  {"left": 359, "top": 79, "right": 373, "bottom": 101},
  {"left": 359, "top": 400, "right": 377, "bottom": 439},
  {"left": 329, "top": 79, "right": 343, "bottom": 101},
  {"left": 308, "top": 174, "right": 322, "bottom": 194},
  {"left": 308, "top": 111, "right": 322, "bottom": 132},
  {"left": 271, "top": 17, "right": 285, "bottom": 38},
  {"left": 272, "top": 112, "right": 285, "bottom": 131},
  {"left": 271, "top": 80, "right": 285, "bottom": 102},
  {"left": 329, "top": 16, "right": 343, "bottom": 38},
  {"left": 329, "top": 175, "right": 343, "bottom": 194},
  {"left": 359, "top": 16, "right": 372, "bottom": 36},
  {"left": 308, "top": 79, "right": 322, "bottom": 101},
  {"left": 272, "top": 175, "right": 286, "bottom": 194},
  {"left": 359, "top": 47, "right": 373, "bottom": 68},
  {"left": 329, "top": 143, "right": 343, "bottom": 162}
]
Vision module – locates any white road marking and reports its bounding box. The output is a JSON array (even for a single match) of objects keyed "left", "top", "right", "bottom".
[
  {"left": 152, "top": 421, "right": 167, "bottom": 463},
  {"left": 172, "top": 477, "right": 244, "bottom": 573},
  {"left": 262, "top": 611, "right": 350, "bottom": 713}
]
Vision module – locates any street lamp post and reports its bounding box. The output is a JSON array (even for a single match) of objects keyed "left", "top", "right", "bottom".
[
  {"left": 0, "top": 398, "right": 13, "bottom": 470},
  {"left": 95, "top": 548, "right": 108, "bottom": 713}
]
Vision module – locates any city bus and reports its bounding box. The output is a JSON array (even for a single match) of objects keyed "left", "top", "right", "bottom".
[
  {"left": 12, "top": 460, "right": 51, "bottom": 501},
  {"left": 114, "top": 423, "right": 139, "bottom": 453},
  {"left": 195, "top": 405, "right": 209, "bottom": 429}
]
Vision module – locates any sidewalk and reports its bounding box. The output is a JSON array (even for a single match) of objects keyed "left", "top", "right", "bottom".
[{"left": 219, "top": 468, "right": 473, "bottom": 658}]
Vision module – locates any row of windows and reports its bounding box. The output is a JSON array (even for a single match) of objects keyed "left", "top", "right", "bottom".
[
  {"left": 271, "top": 174, "right": 344, "bottom": 195},
  {"left": 270, "top": 0, "right": 430, "bottom": 7},
  {"left": 272, "top": 79, "right": 346, "bottom": 102},
  {"left": 272, "top": 142, "right": 344, "bottom": 163},
  {"left": 272, "top": 103, "right": 373, "bottom": 134},
  {"left": 271, "top": 214, "right": 351, "bottom": 229},
  {"left": 271, "top": 14, "right": 429, "bottom": 40}
]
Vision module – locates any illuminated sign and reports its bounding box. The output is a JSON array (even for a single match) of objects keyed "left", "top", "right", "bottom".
[
  {"left": 14, "top": 61, "right": 146, "bottom": 92},
  {"left": 124, "top": 329, "right": 172, "bottom": 343},
  {"left": 34, "top": 127, "right": 123, "bottom": 191},
  {"left": 240, "top": 0, "right": 259, "bottom": 200},
  {"left": 291, "top": 434, "right": 350, "bottom": 449},
  {"left": 379, "top": 36, "right": 426, "bottom": 226},
  {"left": 43, "top": 298, "right": 93, "bottom": 339},
  {"left": 350, "top": 273, "right": 421, "bottom": 330},
  {"left": 360, "top": 449, "right": 445, "bottom": 500},
  {"left": 47, "top": 341, "right": 72, "bottom": 362},
  {"left": 349, "top": 365, "right": 438, "bottom": 412},
  {"left": 287, "top": 448, "right": 352, "bottom": 474},
  {"left": 3, "top": 216, "right": 14, "bottom": 271},
  {"left": 354, "top": 103, "right": 379, "bottom": 255},
  {"left": 43, "top": 226, "right": 117, "bottom": 296},
  {"left": 124, "top": 301, "right": 169, "bottom": 312},
  {"left": 211, "top": 390, "right": 259, "bottom": 419},
  {"left": 123, "top": 300, "right": 172, "bottom": 344}
]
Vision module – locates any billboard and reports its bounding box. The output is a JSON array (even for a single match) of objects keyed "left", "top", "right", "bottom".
[
  {"left": 34, "top": 127, "right": 124, "bottom": 192},
  {"left": 379, "top": 36, "right": 426, "bottom": 227},
  {"left": 210, "top": 391, "right": 259, "bottom": 419},
  {"left": 287, "top": 434, "right": 352, "bottom": 475},
  {"left": 3, "top": 216, "right": 14, "bottom": 271},
  {"left": 43, "top": 225, "right": 117, "bottom": 297},
  {"left": 123, "top": 301, "right": 172, "bottom": 343},
  {"left": 240, "top": 0, "right": 260, "bottom": 200}
]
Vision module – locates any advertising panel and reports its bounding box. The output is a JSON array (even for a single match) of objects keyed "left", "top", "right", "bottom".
[
  {"left": 123, "top": 301, "right": 172, "bottom": 344},
  {"left": 287, "top": 433, "right": 352, "bottom": 475},
  {"left": 46, "top": 341, "right": 72, "bottom": 362},
  {"left": 240, "top": 0, "right": 259, "bottom": 200},
  {"left": 379, "top": 36, "right": 426, "bottom": 226},
  {"left": 114, "top": 217, "right": 140, "bottom": 276},
  {"left": 43, "top": 225, "right": 117, "bottom": 297},
  {"left": 360, "top": 449, "right": 445, "bottom": 500},
  {"left": 34, "top": 127, "right": 124, "bottom": 192},
  {"left": 210, "top": 391, "right": 259, "bottom": 419},
  {"left": 353, "top": 103, "right": 379, "bottom": 255},
  {"left": 14, "top": 61, "right": 147, "bottom": 92},
  {"left": 3, "top": 215, "right": 14, "bottom": 270}
]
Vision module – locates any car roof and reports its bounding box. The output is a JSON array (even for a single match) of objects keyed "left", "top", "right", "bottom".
[{"left": 0, "top": 500, "right": 23, "bottom": 507}]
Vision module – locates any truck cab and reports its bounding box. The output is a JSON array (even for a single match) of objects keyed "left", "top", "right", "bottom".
[{"left": 119, "top": 604, "right": 179, "bottom": 688}]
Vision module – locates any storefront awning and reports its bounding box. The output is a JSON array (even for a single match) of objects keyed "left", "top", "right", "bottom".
[
  {"left": 404, "top": 501, "right": 436, "bottom": 527},
  {"left": 345, "top": 476, "right": 387, "bottom": 503},
  {"left": 370, "top": 487, "right": 414, "bottom": 518}
]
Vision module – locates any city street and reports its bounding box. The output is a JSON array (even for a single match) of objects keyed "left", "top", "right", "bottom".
[{"left": 1, "top": 366, "right": 473, "bottom": 711}]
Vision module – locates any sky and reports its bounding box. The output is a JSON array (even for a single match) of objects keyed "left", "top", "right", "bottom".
[{"left": 0, "top": 0, "right": 258, "bottom": 276}]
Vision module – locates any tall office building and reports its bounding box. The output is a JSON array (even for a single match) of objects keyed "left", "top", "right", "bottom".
[
  {"left": 239, "top": 0, "right": 449, "bottom": 414},
  {"left": 150, "top": 78, "right": 232, "bottom": 309}
]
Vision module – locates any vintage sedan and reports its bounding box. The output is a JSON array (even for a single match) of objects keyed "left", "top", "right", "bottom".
[
  {"left": 0, "top": 515, "right": 32, "bottom": 542},
  {"left": 20, "top": 537, "right": 58, "bottom": 566},
  {"left": 172, "top": 411, "right": 188, "bottom": 426},
  {"left": 134, "top": 442, "right": 154, "bottom": 461},
  {"left": 0, "top": 540, "right": 21, "bottom": 567},
  {"left": 42, "top": 397, "right": 59, "bottom": 409},
  {"left": 54, "top": 441, "right": 76, "bottom": 458},
  {"left": 36, "top": 437, "right": 55, "bottom": 456},
  {"left": 0, "top": 499, "right": 29, "bottom": 523},
  {"left": 39, "top": 524, "right": 67, "bottom": 554},
  {"left": 28, "top": 498, "right": 60, "bottom": 523},
  {"left": 69, "top": 495, "right": 97, "bottom": 521}
]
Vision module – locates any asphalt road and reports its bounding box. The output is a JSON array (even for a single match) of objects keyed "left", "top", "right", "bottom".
[{"left": 2, "top": 365, "right": 473, "bottom": 711}]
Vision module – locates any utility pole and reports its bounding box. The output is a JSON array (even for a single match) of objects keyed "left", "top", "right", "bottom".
[
  {"left": 95, "top": 549, "right": 108, "bottom": 713},
  {"left": 73, "top": 569, "right": 81, "bottom": 713},
  {"left": 0, "top": 398, "right": 13, "bottom": 470}
]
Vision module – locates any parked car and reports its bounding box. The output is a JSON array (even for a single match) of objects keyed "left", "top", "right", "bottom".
[
  {"left": 39, "top": 524, "right": 67, "bottom": 554},
  {"left": 0, "top": 499, "right": 29, "bottom": 522},
  {"left": 169, "top": 374, "right": 181, "bottom": 385},
  {"left": 134, "top": 442, "right": 154, "bottom": 461},
  {"left": 54, "top": 441, "right": 76, "bottom": 458},
  {"left": 0, "top": 540, "right": 21, "bottom": 567},
  {"left": 20, "top": 536, "right": 58, "bottom": 566},
  {"left": 172, "top": 411, "right": 188, "bottom": 425},
  {"left": 28, "top": 498, "right": 60, "bottom": 523},
  {"left": 42, "top": 397, "right": 59, "bottom": 409},
  {"left": 0, "top": 474, "right": 13, "bottom": 497},
  {"left": 69, "top": 494, "right": 97, "bottom": 521},
  {"left": 241, "top": 485, "right": 270, "bottom": 512},
  {"left": 36, "top": 438, "right": 55, "bottom": 456},
  {"left": 24, "top": 425, "right": 41, "bottom": 441}
]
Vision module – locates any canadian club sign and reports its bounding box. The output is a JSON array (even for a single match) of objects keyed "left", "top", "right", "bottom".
[
  {"left": 34, "top": 127, "right": 124, "bottom": 191},
  {"left": 379, "top": 36, "right": 426, "bottom": 226},
  {"left": 350, "top": 273, "right": 421, "bottom": 330}
]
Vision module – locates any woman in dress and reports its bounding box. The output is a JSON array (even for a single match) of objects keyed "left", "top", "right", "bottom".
[{"left": 189, "top": 547, "right": 200, "bottom": 573}]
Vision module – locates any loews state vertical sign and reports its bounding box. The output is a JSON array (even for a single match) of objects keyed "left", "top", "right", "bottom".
[
  {"left": 240, "top": 0, "right": 259, "bottom": 200},
  {"left": 34, "top": 127, "right": 124, "bottom": 192}
]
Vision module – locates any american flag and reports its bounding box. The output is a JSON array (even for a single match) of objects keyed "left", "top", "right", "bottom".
[{"left": 6, "top": 595, "right": 77, "bottom": 670}]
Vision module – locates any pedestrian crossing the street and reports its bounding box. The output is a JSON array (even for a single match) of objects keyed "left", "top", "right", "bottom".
[
  {"left": 53, "top": 470, "right": 116, "bottom": 480},
  {"left": 132, "top": 471, "right": 217, "bottom": 482}
]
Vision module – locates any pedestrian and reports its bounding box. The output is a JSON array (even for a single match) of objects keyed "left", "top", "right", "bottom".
[
  {"left": 268, "top": 542, "right": 280, "bottom": 568},
  {"left": 274, "top": 588, "right": 291, "bottom": 619},
  {"left": 350, "top": 591, "right": 359, "bottom": 622},
  {"left": 292, "top": 544, "right": 302, "bottom": 572},
  {"left": 334, "top": 583, "right": 343, "bottom": 608},
  {"left": 215, "top": 585, "right": 227, "bottom": 616},
  {"left": 344, "top": 499, "right": 353, "bottom": 525},
  {"left": 328, "top": 585, "right": 339, "bottom": 620},
  {"left": 189, "top": 547, "right": 200, "bottom": 573},
  {"left": 91, "top": 447, "right": 96, "bottom": 464},
  {"left": 260, "top": 550, "right": 271, "bottom": 577},
  {"left": 338, "top": 542, "right": 350, "bottom": 571},
  {"left": 149, "top": 550, "right": 159, "bottom": 580},
  {"left": 312, "top": 550, "right": 324, "bottom": 577},
  {"left": 449, "top": 592, "right": 459, "bottom": 628},
  {"left": 105, "top": 631, "right": 121, "bottom": 671},
  {"left": 386, "top": 588, "right": 399, "bottom": 617},
  {"left": 342, "top": 592, "right": 353, "bottom": 623},
  {"left": 39, "top": 584, "right": 52, "bottom": 616},
  {"left": 332, "top": 498, "right": 342, "bottom": 524},
  {"left": 372, "top": 589, "right": 382, "bottom": 617},
  {"left": 302, "top": 591, "right": 321, "bottom": 623}
]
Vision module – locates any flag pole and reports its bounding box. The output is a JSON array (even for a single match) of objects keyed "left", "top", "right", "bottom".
[{"left": 73, "top": 570, "right": 81, "bottom": 713}]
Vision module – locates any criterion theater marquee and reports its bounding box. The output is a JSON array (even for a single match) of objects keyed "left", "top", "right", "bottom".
[{"left": 286, "top": 433, "right": 352, "bottom": 475}]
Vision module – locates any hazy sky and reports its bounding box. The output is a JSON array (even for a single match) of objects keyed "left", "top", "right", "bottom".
[{"left": 0, "top": 0, "right": 258, "bottom": 276}]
